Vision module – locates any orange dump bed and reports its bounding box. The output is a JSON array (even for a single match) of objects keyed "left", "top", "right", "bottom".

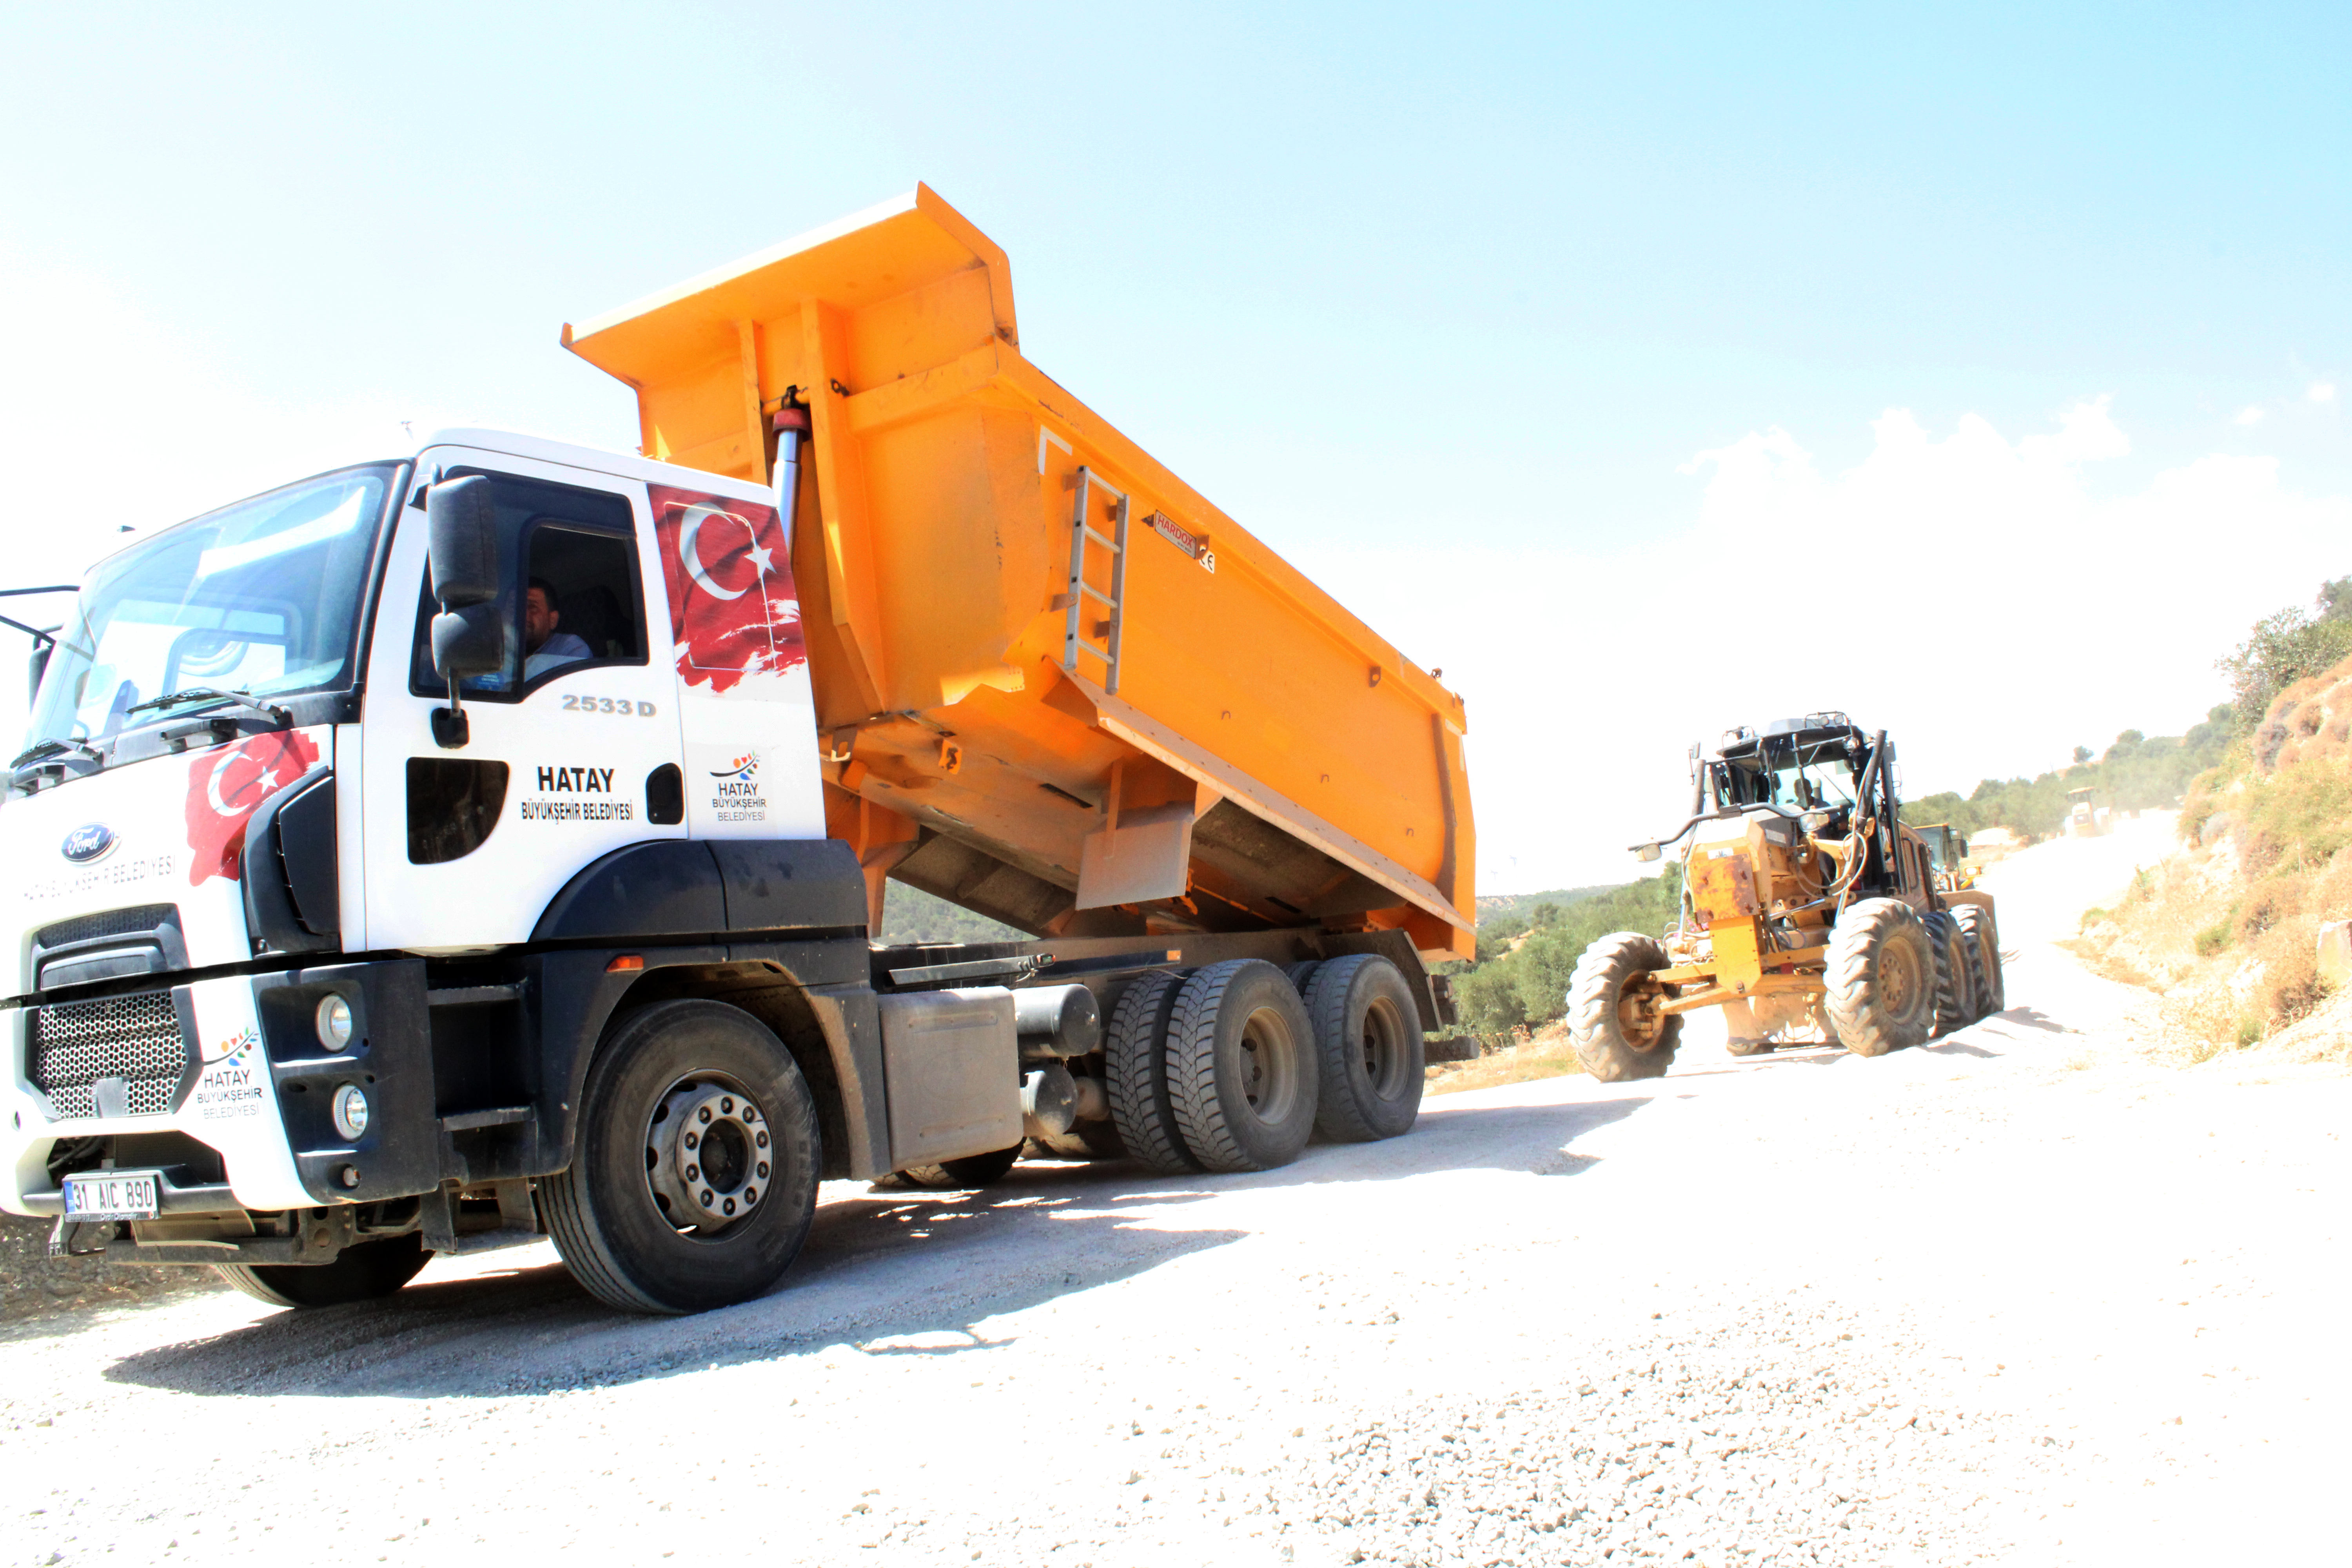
[{"left": 563, "top": 186, "right": 1473, "bottom": 961}]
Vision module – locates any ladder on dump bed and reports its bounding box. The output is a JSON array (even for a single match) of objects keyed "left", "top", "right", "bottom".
[{"left": 1061, "top": 466, "right": 1130, "bottom": 696}]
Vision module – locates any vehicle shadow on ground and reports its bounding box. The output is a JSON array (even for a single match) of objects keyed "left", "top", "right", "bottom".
[{"left": 100, "top": 1094, "right": 1648, "bottom": 1402}]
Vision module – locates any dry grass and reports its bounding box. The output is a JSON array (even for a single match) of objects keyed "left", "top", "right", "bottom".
[
  {"left": 2076, "top": 666, "right": 2352, "bottom": 1058},
  {"left": 1426, "top": 1022, "right": 1588, "bottom": 1094}
]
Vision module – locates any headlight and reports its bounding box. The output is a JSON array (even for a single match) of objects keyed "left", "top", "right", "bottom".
[
  {"left": 316, "top": 994, "right": 354, "bottom": 1051},
  {"left": 332, "top": 1083, "right": 370, "bottom": 1141}
]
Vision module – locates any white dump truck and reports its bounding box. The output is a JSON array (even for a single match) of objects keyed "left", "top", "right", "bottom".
[{"left": 0, "top": 189, "right": 1474, "bottom": 1314}]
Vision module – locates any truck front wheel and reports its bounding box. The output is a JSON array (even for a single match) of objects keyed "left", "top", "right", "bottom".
[
  {"left": 217, "top": 1232, "right": 429, "bottom": 1309},
  {"left": 542, "top": 999, "right": 822, "bottom": 1315}
]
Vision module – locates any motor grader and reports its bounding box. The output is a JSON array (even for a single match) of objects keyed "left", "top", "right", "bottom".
[{"left": 1568, "top": 713, "right": 2004, "bottom": 1081}]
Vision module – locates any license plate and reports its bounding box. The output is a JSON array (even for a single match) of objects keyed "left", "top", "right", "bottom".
[{"left": 62, "top": 1171, "right": 160, "bottom": 1222}]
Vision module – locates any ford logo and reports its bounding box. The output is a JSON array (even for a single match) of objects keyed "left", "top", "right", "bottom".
[{"left": 61, "top": 824, "right": 116, "bottom": 864}]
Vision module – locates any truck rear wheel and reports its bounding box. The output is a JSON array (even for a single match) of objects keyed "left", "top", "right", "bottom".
[
  {"left": 1168, "top": 960, "right": 1321, "bottom": 1172},
  {"left": 1104, "top": 971, "right": 1201, "bottom": 1174},
  {"left": 1924, "top": 911, "right": 1976, "bottom": 1036},
  {"left": 1824, "top": 900, "right": 1935, "bottom": 1057},
  {"left": 216, "top": 1232, "right": 429, "bottom": 1309},
  {"left": 1952, "top": 904, "right": 2003, "bottom": 1015},
  {"left": 1305, "top": 954, "right": 1425, "bottom": 1142},
  {"left": 1567, "top": 933, "right": 1681, "bottom": 1082},
  {"left": 541, "top": 999, "right": 822, "bottom": 1315}
]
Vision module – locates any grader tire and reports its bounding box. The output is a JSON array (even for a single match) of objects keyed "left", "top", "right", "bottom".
[
  {"left": 1952, "top": 904, "right": 2004, "bottom": 1016},
  {"left": 1824, "top": 900, "right": 1936, "bottom": 1057},
  {"left": 1924, "top": 911, "right": 1975, "bottom": 1037},
  {"left": 1567, "top": 933, "right": 1682, "bottom": 1082}
]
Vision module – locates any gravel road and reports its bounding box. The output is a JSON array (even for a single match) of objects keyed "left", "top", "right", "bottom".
[{"left": 5, "top": 816, "right": 2345, "bottom": 1566}]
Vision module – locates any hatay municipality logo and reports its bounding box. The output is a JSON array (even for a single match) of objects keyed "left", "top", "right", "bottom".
[
  {"left": 61, "top": 823, "right": 116, "bottom": 864},
  {"left": 709, "top": 753, "right": 760, "bottom": 782},
  {"left": 648, "top": 484, "right": 806, "bottom": 695}
]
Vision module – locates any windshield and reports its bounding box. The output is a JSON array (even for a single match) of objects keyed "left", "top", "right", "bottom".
[
  {"left": 1717, "top": 736, "right": 1860, "bottom": 811},
  {"left": 26, "top": 465, "right": 396, "bottom": 751}
]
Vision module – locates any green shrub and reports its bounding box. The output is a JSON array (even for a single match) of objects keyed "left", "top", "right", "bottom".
[{"left": 2194, "top": 918, "right": 2234, "bottom": 957}]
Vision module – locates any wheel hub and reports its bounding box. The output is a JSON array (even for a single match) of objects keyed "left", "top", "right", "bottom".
[
  {"left": 644, "top": 1077, "right": 771, "bottom": 1235},
  {"left": 1616, "top": 984, "right": 1664, "bottom": 1051}
]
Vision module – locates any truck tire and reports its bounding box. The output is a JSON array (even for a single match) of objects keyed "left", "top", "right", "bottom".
[
  {"left": 1167, "top": 960, "right": 1321, "bottom": 1172},
  {"left": 1924, "top": 911, "right": 1975, "bottom": 1036},
  {"left": 1303, "top": 954, "right": 1425, "bottom": 1142},
  {"left": 896, "top": 1145, "right": 1022, "bottom": 1190},
  {"left": 1284, "top": 960, "right": 1322, "bottom": 997},
  {"left": 216, "top": 1232, "right": 429, "bottom": 1309},
  {"left": 541, "top": 999, "right": 822, "bottom": 1315},
  {"left": 1952, "top": 904, "right": 2003, "bottom": 1015},
  {"left": 1104, "top": 971, "right": 1201, "bottom": 1174},
  {"left": 1567, "top": 933, "right": 1681, "bottom": 1082},
  {"left": 1824, "top": 900, "right": 1935, "bottom": 1057}
]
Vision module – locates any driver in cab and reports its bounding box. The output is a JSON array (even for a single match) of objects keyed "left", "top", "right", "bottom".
[{"left": 523, "top": 577, "right": 591, "bottom": 680}]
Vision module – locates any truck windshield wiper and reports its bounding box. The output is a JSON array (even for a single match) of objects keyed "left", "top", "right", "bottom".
[
  {"left": 123, "top": 686, "right": 292, "bottom": 727},
  {"left": 8, "top": 737, "right": 102, "bottom": 770}
]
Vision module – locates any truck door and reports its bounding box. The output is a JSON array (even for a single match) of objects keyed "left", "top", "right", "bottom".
[{"left": 359, "top": 449, "right": 684, "bottom": 952}]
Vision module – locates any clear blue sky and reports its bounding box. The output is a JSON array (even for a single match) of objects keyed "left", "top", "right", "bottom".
[{"left": 4, "top": 4, "right": 2346, "bottom": 887}]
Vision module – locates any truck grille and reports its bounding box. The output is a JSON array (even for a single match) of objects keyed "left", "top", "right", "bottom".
[
  {"left": 27, "top": 991, "right": 192, "bottom": 1120},
  {"left": 35, "top": 905, "right": 176, "bottom": 950}
]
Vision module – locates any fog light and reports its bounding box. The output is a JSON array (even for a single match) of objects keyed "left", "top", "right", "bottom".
[
  {"left": 332, "top": 1083, "right": 370, "bottom": 1141},
  {"left": 316, "top": 994, "right": 354, "bottom": 1051}
]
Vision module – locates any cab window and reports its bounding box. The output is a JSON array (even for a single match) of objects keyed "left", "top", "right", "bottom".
[{"left": 408, "top": 474, "right": 646, "bottom": 701}]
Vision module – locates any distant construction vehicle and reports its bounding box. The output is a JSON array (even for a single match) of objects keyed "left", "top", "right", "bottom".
[
  {"left": 1567, "top": 714, "right": 2003, "bottom": 1080},
  {"left": 1916, "top": 823, "right": 1979, "bottom": 892},
  {"left": 2065, "top": 786, "right": 2113, "bottom": 837}
]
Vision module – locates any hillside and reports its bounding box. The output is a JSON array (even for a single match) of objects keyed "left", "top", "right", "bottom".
[
  {"left": 878, "top": 881, "right": 1024, "bottom": 946},
  {"left": 2060, "top": 577, "right": 2352, "bottom": 1058}
]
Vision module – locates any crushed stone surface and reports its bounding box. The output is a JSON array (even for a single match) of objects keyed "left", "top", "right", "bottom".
[{"left": 2, "top": 817, "right": 2343, "bottom": 1566}]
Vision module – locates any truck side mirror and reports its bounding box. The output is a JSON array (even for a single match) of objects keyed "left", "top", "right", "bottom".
[
  {"left": 1633, "top": 841, "right": 1663, "bottom": 863},
  {"left": 26, "top": 639, "right": 51, "bottom": 707},
  {"left": 423, "top": 475, "right": 506, "bottom": 748},
  {"left": 426, "top": 475, "right": 501, "bottom": 609},
  {"left": 431, "top": 604, "right": 505, "bottom": 679}
]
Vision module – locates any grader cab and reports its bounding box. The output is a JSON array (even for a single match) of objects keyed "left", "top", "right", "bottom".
[{"left": 1568, "top": 713, "right": 2005, "bottom": 1081}]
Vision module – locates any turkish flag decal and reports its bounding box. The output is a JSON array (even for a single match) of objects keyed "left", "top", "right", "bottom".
[
  {"left": 183, "top": 730, "right": 322, "bottom": 886},
  {"left": 649, "top": 484, "right": 806, "bottom": 695}
]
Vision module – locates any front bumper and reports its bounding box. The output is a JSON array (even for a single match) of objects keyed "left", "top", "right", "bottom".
[{"left": 5, "top": 958, "right": 440, "bottom": 1216}]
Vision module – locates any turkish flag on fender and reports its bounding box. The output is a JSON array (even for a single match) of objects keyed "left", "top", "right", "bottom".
[
  {"left": 183, "top": 730, "right": 323, "bottom": 886},
  {"left": 648, "top": 484, "right": 806, "bottom": 695}
]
